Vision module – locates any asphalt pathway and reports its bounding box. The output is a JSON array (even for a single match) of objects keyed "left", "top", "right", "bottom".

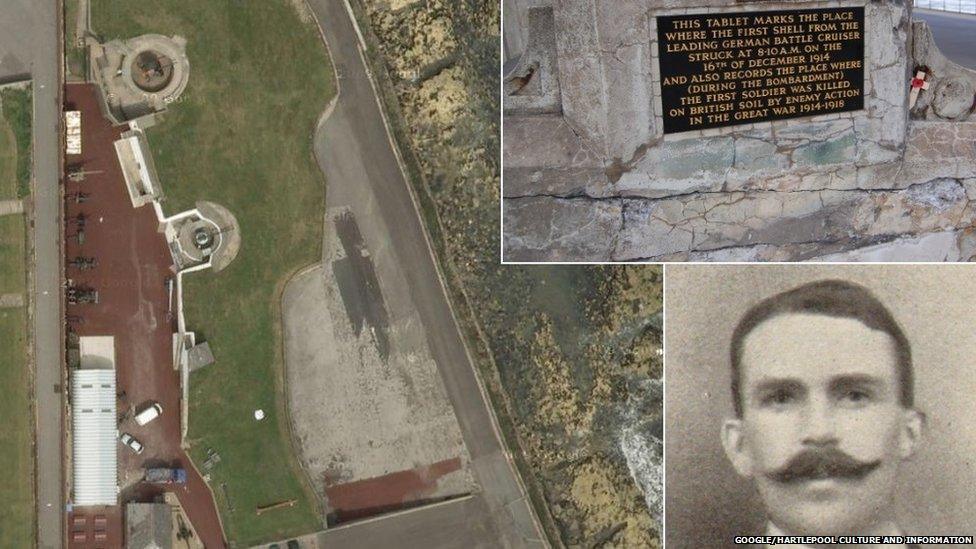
[
  {"left": 0, "top": 1, "right": 63, "bottom": 548},
  {"left": 303, "top": 0, "right": 545, "bottom": 547},
  {"left": 915, "top": 9, "right": 976, "bottom": 69}
]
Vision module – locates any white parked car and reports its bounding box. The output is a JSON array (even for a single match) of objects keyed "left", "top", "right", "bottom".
[
  {"left": 119, "top": 433, "right": 144, "bottom": 454},
  {"left": 134, "top": 402, "right": 162, "bottom": 426}
]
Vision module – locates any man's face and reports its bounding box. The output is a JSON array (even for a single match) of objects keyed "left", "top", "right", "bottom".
[{"left": 721, "top": 313, "right": 922, "bottom": 536}]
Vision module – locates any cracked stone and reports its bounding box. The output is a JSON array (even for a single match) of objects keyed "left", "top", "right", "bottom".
[
  {"left": 793, "top": 132, "right": 857, "bottom": 167},
  {"left": 503, "top": 167, "right": 610, "bottom": 198},
  {"left": 734, "top": 137, "right": 788, "bottom": 173},
  {"left": 613, "top": 179, "right": 973, "bottom": 261},
  {"left": 812, "top": 231, "right": 967, "bottom": 261},
  {"left": 499, "top": 1, "right": 976, "bottom": 261},
  {"left": 616, "top": 136, "right": 733, "bottom": 197},
  {"left": 503, "top": 196, "right": 621, "bottom": 261},
  {"left": 902, "top": 178, "right": 966, "bottom": 212},
  {"left": 932, "top": 76, "right": 975, "bottom": 120},
  {"left": 912, "top": 21, "right": 976, "bottom": 122},
  {"left": 775, "top": 119, "right": 853, "bottom": 146}
]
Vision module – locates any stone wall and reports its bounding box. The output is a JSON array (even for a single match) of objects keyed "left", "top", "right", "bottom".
[{"left": 503, "top": 0, "right": 976, "bottom": 261}]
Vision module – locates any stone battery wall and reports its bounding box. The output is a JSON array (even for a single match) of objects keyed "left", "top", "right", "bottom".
[{"left": 502, "top": 0, "right": 976, "bottom": 261}]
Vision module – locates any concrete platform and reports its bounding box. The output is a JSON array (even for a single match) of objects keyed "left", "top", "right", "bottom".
[{"left": 282, "top": 208, "right": 474, "bottom": 524}]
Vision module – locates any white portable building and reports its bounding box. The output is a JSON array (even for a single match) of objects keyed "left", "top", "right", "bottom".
[{"left": 72, "top": 337, "right": 118, "bottom": 506}]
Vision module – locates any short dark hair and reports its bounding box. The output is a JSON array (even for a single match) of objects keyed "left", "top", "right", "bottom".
[{"left": 729, "top": 279, "right": 913, "bottom": 417}]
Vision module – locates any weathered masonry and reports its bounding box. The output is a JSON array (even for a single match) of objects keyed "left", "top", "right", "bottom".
[{"left": 502, "top": 0, "right": 976, "bottom": 261}]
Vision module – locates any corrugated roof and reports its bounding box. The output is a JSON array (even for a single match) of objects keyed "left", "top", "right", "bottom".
[
  {"left": 72, "top": 339, "right": 118, "bottom": 506},
  {"left": 66, "top": 111, "right": 82, "bottom": 154}
]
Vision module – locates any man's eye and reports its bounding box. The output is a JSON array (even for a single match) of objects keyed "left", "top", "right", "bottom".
[
  {"left": 841, "top": 390, "right": 871, "bottom": 404},
  {"left": 762, "top": 391, "right": 794, "bottom": 406}
]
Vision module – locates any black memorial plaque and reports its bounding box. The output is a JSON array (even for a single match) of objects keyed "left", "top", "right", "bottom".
[{"left": 657, "top": 7, "right": 864, "bottom": 133}]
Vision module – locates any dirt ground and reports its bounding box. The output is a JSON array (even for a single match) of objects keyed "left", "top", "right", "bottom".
[{"left": 282, "top": 207, "right": 474, "bottom": 524}]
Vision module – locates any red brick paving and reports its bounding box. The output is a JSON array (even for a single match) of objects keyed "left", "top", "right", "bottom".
[
  {"left": 63, "top": 83, "right": 226, "bottom": 549},
  {"left": 324, "top": 457, "right": 462, "bottom": 522},
  {"left": 66, "top": 507, "right": 122, "bottom": 549}
]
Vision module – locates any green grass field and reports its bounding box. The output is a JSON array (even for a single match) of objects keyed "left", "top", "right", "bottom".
[
  {"left": 91, "top": 0, "right": 334, "bottom": 544},
  {"left": 0, "top": 114, "right": 17, "bottom": 199},
  {"left": 0, "top": 216, "right": 26, "bottom": 296},
  {"left": 0, "top": 306, "right": 32, "bottom": 548},
  {"left": 65, "top": 0, "right": 87, "bottom": 80},
  {"left": 0, "top": 91, "right": 33, "bottom": 547},
  {"left": 0, "top": 87, "right": 33, "bottom": 199}
]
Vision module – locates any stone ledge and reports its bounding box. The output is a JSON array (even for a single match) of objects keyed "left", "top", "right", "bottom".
[
  {"left": 502, "top": 196, "right": 622, "bottom": 262},
  {"left": 505, "top": 119, "right": 976, "bottom": 202},
  {"left": 502, "top": 178, "right": 976, "bottom": 262}
]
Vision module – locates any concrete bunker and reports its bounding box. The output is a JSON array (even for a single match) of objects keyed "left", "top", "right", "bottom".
[
  {"left": 130, "top": 50, "right": 175, "bottom": 93},
  {"left": 91, "top": 34, "right": 189, "bottom": 124}
]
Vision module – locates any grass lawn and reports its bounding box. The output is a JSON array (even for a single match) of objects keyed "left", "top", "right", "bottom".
[
  {"left": 0, "top": 198, "right": 31, "bottom": 547},
  {"left": 0, "top": 86, "right": 32, "bottom": 199},
  {"left": 0, "top": 114, "right": 17, "bottom": 199},
  {"left": 91, "top": 0, "right": 334, "bottom": 544},
  {"left": 0, "top": 71, "right": 33, "bottom": 548},
  {"left": 0, "top": 216, "right": 26, "bottom": 294},
  {"left": 65, "top": 0, "right": 87, "bottom": 80},
  {"left": 0, "top": 306, "right": 32, "bottom": 548}
]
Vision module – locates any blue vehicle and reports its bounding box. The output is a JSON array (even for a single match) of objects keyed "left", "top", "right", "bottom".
[{"left": 144, "top": 467, "right": 187, "bottom": 484}]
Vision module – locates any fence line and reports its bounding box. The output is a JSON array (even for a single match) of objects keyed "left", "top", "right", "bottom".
[{"left": 915, "top": 0, "right": 976, "bottom": 14}]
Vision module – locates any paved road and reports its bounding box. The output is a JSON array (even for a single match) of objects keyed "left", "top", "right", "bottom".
[
  {"left": 0, "top": 1, "right": 62, "bottom": 548},
  {"left": 915, "top": 9, "right": 976, "bottom": 69},
  {"left": 304, "top": 1, "right": 544, "bottom": 547}
]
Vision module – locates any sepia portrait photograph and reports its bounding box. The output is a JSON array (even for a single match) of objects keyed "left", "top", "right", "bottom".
[{"left": 665, "top": 265, "right": 976, "bottom": 548}]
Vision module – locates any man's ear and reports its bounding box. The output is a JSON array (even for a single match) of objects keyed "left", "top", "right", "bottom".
[
  {"left": 898, "top": 408, "right": 924, "bottom": 460},
  {"left": 721, "top": 418, "right": 754, "bottom": 478}
]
